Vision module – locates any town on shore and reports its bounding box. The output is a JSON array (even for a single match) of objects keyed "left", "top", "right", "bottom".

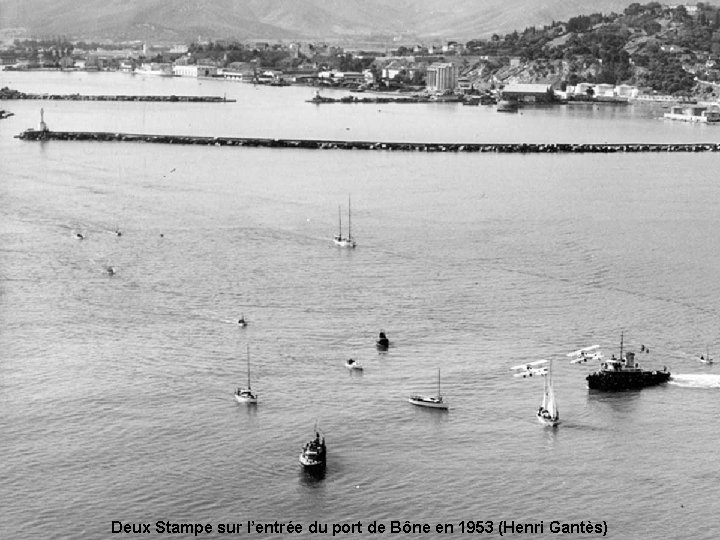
[{"left": 2, "top": 2, "right": 719, "bottom": 108}]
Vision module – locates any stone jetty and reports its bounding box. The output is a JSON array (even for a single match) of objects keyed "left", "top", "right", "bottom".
[
  {"left": 0, "top": 86, "right": 234, "bottom": 102},
  {"left": 15, "top": 129, "right": 720, "bottom": 153}
]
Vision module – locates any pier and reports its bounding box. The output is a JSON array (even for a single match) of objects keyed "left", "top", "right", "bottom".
[
  {"left": 14, "top": 129, "right": 720, "bottom": 153},
  {"left": 0, "top": 87, "right": 234, "bottom": 102}
]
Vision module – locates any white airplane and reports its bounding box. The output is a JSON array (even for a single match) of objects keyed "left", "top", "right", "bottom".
[
  {"left": 567, "top": 345, "right": 603, "bottom": 364},
  {"left": 510, "top": 360, "right": 548, "bottom": 378}
]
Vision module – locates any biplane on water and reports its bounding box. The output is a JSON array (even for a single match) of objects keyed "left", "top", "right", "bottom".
[
  {"left": 567, "top": 344, "right": 603, "bottom": 364},
  {"left": 510, "top": 359, "right": 548, "bottom": 378}
]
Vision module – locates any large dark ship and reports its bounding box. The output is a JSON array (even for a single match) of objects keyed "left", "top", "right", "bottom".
[{"left": 586, "top": 334, "right": 670, "bottom": 391}]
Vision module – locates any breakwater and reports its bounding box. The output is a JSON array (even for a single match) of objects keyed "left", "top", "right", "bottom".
[
  {"left": 0, "top": 87, "right": 233, "bottom": 102},
  {"left": 15, "top": 129, "right": 720, "bottom": 153},
  {"left": 308, "top": 94, "right": 438, "bottom": 104}
]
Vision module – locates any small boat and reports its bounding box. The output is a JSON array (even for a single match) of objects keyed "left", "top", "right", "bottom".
[
  {"left": 699, "top": 346, "right": 714, "bottom": 364},
  {"left": 299, "top": 430, "right": 326, "bottom": 470},
  {"left": 585, "top": 333, "right": 671, "bottom": 391},
  {"left": 345, "top": 358, "right": 363, "bottom": 371},
  {"left": 537, "top": 359, "right": 559, "bottom": 426},
  {"left": 408, "top": 369, "right": 449, "bottom": 409},
  {"left": 75, "top": 232, "right": 85, "bottom": 240},
  {"left": 376, "top": 331, "right": 389, "bottom": 350},
  {"left": 237, "top": 314, "right": 247, "bottom": 327},
  {"left": 333, "top": 196, "right": 356, "bottom": 248},
  {"left": 234, "top": 345, "right": 257, "bottom": 404}
]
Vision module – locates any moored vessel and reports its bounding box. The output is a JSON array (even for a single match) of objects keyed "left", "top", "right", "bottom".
[
  {"left": 234, "top": 345, "right": 257, "bottom": 404},
  {"left": 408, "top": 369, "right": 449, "bottom": 410},
  {"left": 299, "top": 431, "right": 326, "bottom": 470},
  {"left": 586, "top": 333, "right": 670, "bottom": 391},
  {"left": 333, "top": 196, "right": 356, "bottom": 248}
]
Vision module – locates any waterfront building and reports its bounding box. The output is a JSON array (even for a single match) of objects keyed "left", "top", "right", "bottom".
[
  {"left": 501, "top": 83, "right": 555, "bottom": 103},
  {"left": 172, "top": 65, "right": 218, "bottom": 77},
  {"left": 426, "top": 62, "right": 457, "bottom": 93}
]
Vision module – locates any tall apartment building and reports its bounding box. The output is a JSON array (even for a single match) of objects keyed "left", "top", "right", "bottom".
[{"left": 425, "top": 62, "right": 457, "bottom": 93}]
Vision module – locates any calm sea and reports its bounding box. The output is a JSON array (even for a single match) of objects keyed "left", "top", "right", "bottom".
[{"left": 1, "top": 71, "right": 719, "bottom": 540}]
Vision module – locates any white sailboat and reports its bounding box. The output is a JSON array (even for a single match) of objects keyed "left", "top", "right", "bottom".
[
  {"left": 234, "top": 345, "right": 257, "bottom": 404},
  {"left": 408, "top": 369, "right": 448, "bottom": 409},
  {"left": 333, "top": 196, "right": 356, "bottom": 248},
  {"left": 537, "top": 359, "right": 559, "bottom": 426}
]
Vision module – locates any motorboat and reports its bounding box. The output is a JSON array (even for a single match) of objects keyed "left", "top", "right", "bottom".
[
  {"left": 698, "top": 346, "right": 713, "bottom": 364},
  {"left": 345, "top": 358, "right": 363, "bottom": 371},
  {"left": 299, "top": 431, "right": 326, "bottom": 470},
  {"left": 408, "top": 369, "right": 449, "bottom": 410}
]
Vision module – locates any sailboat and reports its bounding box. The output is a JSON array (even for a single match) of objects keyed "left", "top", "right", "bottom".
[
  {"left": 699, "top": 345, "right": 714, "bottom": 364},
  {"left": 234, "top": 345, "right": 257, "bottom": 404},
  {"left": 537, "top": 359, "right": 559, "bottom": 426},
  {"left": 333, "top": 197, "right": 356, "bottom": 248},
  {"left": 408, "top": 369, "right": 449, "bottom": 409}
]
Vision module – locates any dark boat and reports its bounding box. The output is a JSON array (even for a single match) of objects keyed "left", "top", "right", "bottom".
[
  {"left": 299, "top": 431, "right": 326, "bottom": 471},
  {"left": 376, "top": 331, "right": 389, "bottom": 350},
  {"left": 586, "top": 334, "right": 670, "bottom": 391}
]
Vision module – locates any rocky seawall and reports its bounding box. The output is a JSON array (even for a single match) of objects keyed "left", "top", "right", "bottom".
[{"left": 15, "top": 129, "right": 720, "bottom": 153}]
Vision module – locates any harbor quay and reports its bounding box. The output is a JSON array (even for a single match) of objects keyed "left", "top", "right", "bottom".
[{"left": 15, "top": 129, "right": 720, "bottom": 153}]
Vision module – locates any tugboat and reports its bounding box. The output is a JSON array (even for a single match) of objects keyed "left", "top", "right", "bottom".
[
  {"left": 586, "top": 333, "right": 670, "bottom": 391},
  {"left": 299, "top": 431, "right": 326, "bottom": 472}
]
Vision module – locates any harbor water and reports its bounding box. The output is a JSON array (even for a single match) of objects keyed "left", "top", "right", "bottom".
[{"left": 1, "top": 71, "right": 720, "bottom": 539}]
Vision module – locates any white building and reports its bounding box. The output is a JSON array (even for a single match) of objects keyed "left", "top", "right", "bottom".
[
  {"left": 426, "top": 62, "right": 457, "bottom": 93},
  {"left": 172, "top": 65, "right": 217, "bottom": 77}
]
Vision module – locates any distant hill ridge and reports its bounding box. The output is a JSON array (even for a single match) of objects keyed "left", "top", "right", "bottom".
[{"left": 0, "top": 0, "right": 665, "bottom": 43}]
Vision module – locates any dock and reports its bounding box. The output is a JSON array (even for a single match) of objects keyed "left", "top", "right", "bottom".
[{"left": 14, "top": 129, "right": 720, "bottom": 153}]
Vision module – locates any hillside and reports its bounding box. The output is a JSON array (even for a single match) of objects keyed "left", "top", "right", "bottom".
[
  {"left": 462, "top": 3, "right": 720, "bottom": 97},
  {"left": 0, "top": 0, "right": 641, "bottom": 43}
]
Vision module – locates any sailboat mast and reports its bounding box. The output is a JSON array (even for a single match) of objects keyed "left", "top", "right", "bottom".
[
  {"left": 246, "top": 344, "right": 251, "bottom": 389},
  {"left": 437, "top": 368, "right": 441, "bottom": 398},
  {"left": 620, "top": 331, "right": 624, "bottom": 362},
  {"left": 348, "top": 196, "right": 352, "bottom": 239},
  {"left": 338, "top": 205, "right": 342, "bottom": 237}
]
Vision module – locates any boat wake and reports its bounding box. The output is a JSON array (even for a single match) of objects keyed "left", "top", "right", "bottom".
[{"left": 668, "top": 374, "right": 720, "bottom": 389}]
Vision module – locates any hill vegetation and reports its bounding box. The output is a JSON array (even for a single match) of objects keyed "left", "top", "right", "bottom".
[{"left": 463, "top": 2, "right": 720, "bottom": 96}]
